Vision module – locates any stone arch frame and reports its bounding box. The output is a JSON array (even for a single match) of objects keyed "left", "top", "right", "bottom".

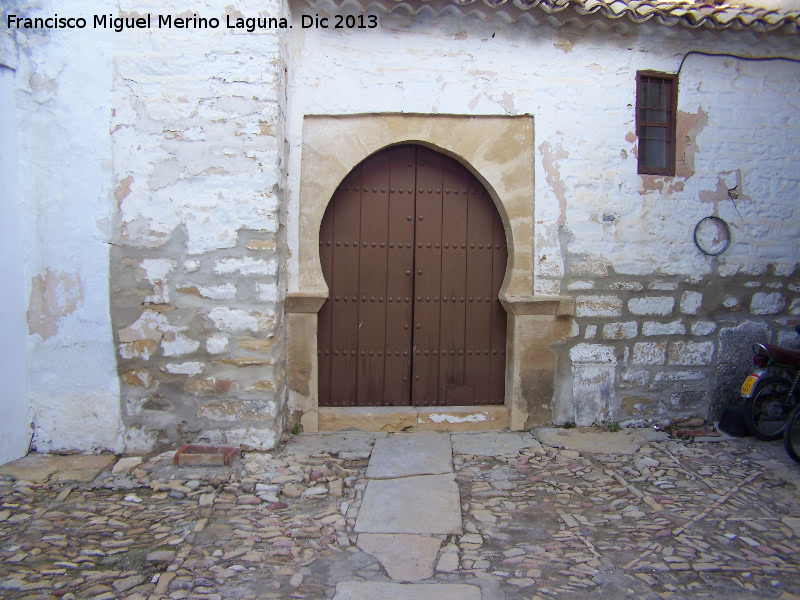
[{"left": 286, "top": 114, "right": 574, "bottom": 432}]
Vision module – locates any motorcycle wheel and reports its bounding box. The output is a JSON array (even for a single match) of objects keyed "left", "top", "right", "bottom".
[
  {"left": 743, "top": 375, "right": 795, "bottom": 441},
  {"left": 784, "top": 405, "right": 800, "bottom": 464}
]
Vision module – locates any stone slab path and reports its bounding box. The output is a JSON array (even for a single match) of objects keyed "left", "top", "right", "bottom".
[
  {"left": 347, "top": 432, "right": 469, "bottom": 595},
  {"left": 355, "top": 474, "right": 462, "bottom": 535},
  {"left": 366, "top": 432, "right": 452, "bottom": 479},
  {"left": 332, "top": 581, "right": 482, "bottom": 599}
]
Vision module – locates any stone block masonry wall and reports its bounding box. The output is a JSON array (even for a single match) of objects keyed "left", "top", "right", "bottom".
[
  {"left": 112, "top": 230, "right": 286, "bottom": 452},
  {"left": 108, "top": 0, "right": 289, "bottom": 453},
  {"left": 559, "top": 266, "right": 800, "bottom": 426}
]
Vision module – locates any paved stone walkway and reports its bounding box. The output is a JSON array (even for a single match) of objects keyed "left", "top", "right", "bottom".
[{"left": 0, "top": 427, "right": 799, "bottom": 599}]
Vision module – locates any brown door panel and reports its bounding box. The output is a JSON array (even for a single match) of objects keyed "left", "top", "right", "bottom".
[{"left": 318, "top": 145, "right": 506, "bottom": 408}]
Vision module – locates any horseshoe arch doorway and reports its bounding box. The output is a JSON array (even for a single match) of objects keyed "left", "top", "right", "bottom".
[{"left": 317, "top": 144, "right": 508, "bottom": 407}]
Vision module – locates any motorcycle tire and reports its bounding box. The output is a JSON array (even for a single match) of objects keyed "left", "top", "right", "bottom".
[
  {"left": 784, "top": 405, "right": 800, "bottom": 464},
  {"left": 743, "top": 375, "right": 795, "bottom": 441}
]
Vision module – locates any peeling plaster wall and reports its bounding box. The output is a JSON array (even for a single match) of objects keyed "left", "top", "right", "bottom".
[
  {"left": 107, "top": 0, "right": 288, "bottom": 452},
  {"left": 286, "top": 6, "right": 800, "bottom": 425},
  {"left": 8, "top": 0, "right": 800, "bottom": 450},
  {"left": 10, "top": 0, "right": 289, "bottom": 453},
  {"left": 11, "top": 0, "right": 123, "bottom": 453},
  {"left": 0, "top": 31, "right": 32, "bottom": 465}
]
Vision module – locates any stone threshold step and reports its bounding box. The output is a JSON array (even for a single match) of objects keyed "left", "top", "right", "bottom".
[
  {"left": 318, "top": 405, "right": 509, "bottom": 433},
  {"left": 333, "top": 582, "right": 482, "bottom": 600}
]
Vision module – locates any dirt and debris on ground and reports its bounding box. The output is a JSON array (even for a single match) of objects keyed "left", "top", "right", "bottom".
[{"left": 0, "top": 427, "right": 798, "bottom": 599}]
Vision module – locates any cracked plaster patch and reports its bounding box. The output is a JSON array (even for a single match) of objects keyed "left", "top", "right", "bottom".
[{"left": 27, "top": 269, "right": 84, "bottom": 339}]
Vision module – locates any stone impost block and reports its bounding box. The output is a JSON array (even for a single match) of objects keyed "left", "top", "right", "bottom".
[
  {"left": 668, "top": 341, "right": 714, "bottom": 366},
  {"left": 576, "top": 295, "right": 623, "bottom": 317},
  {"left": 628, "top": 297, "right": 674, "bottom": 316}
]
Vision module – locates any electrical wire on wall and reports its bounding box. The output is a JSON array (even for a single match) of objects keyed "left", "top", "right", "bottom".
[
  {"left": 676, "top": 51, "right": 800, "bottom": 77},
  {"left": 676, "top": 51, "right": 800, "bottom": 257}
]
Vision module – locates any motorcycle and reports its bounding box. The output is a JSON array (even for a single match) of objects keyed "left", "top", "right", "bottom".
[
  {"left": 740, "top": 325, "right": 800, "bottom": 441},
  {"left": 785, "top": 403, "right": 800, "bottom": 464}
]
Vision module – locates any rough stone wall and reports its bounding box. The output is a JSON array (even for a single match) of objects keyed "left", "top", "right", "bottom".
[
  {"left": 109, "top": 0, "right": 289, "bottom": 452},
  {"left": 286, "top": 5, "right": 800, "bottom": 426},
  {"left": 561, "top": 272, "right": 800, "bottom": 426},
  {"left": 10, "top": 0, "right": 289, "bottom": 454}
]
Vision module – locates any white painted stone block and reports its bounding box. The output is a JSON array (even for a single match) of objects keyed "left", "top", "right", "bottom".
[
  {"left": 654, "top": 370, "right": 705, "bottom": 383},
  {"left": 214, "top": 257, "right": 277, "bottom": 277},
  {"left": 631, "top": 342, "right": 666, "bottom": 366},
  {"left": 584, "top": 325, "right": 597, "bottom": 339},
  {"left": 207, "top": 307, "right": 275, "bottom": 333},
  {"left": 161, "top": 334, "right": 200, "bottom": 357},
  {"left": 668, "top": 341, "right": 715, "bottom": 366},
  {"left": 576, "top": 295, "right": 622, "bottom": 317},
  {"left": 628, "top": 297, "right": 674, "bottom": 316},
  {"left": 256, "top": 282, "right": 281, "bottom": 303},
  {"left": 603, "top": 321, "right": 638, "bottom": 340},
  {"left": 140, "top": 258, "right": 176, "bottom": 283},
  {"left": 680, "top": 291, "right": 702, "bottom": 315},
  {"left": 691, "top": 321, "right": 717, "bottom": 336},
  {"left": 195, "top": 284, "right": 237, "bottom": 301},
  {"left": 206, "top": 335, "right": 230, "bottom": 354},
  {"left": 535, "top": 279, "right": 561, "bottom": 295},
  {"left": 750, "top": 292, "right": 786, "bottom": 315},
  {"left": 642, "top": 321, "right": 686, "bottom": 336},
  {"left": 570, "top": 343, "right": 617, "bottom": 364},
  {"left": 648, "top": 281, "right": 678, "bottom": 291},
  {"left": 723, "top": 296, "right": 742, "bottom": 310},
  {"left": 610, "top": 282, "right": 643, "bottom": 291},
  {"left": 567, "top": 281, "right": 594, "bottom": 291},
  {"left": 164, "top": 362, "right": 204, "bottom": 375},
  {"left": 572, "top": 364, "right": 615, "bottom": 426}
]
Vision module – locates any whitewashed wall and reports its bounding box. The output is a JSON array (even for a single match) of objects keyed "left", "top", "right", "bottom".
[
  {"left": 12, "top": 0, "right": 123, "bottom": 453},
  {"left": 0, "top": 32, "right": 32, "bottom": 464},
  {"left": 285, "top": 7, "right": 800, "bottom": 425},
  {"left": 7, "top": 0, "right": 800, "bottom": 455},
  {"left": 10, "top": 0, "right": 288, "bottom": 456}
]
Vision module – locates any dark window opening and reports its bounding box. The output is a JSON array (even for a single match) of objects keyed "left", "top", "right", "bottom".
[{"left": 637, "top": 71, "right": 677, "bottom": 176}]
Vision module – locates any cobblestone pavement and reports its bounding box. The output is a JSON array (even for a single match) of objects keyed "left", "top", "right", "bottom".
[{"left": 1, "top": 430, "right": 799, "bottom": 600}]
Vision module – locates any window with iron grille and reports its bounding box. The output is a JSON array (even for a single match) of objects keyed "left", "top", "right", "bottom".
[{"left": 637, "top": 71, "right": 677, "bottom": 176}]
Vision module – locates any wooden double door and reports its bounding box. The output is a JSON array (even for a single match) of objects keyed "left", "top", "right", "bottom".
[{"left": 318, "top": 145, "right": 507, "bottom": 407}]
